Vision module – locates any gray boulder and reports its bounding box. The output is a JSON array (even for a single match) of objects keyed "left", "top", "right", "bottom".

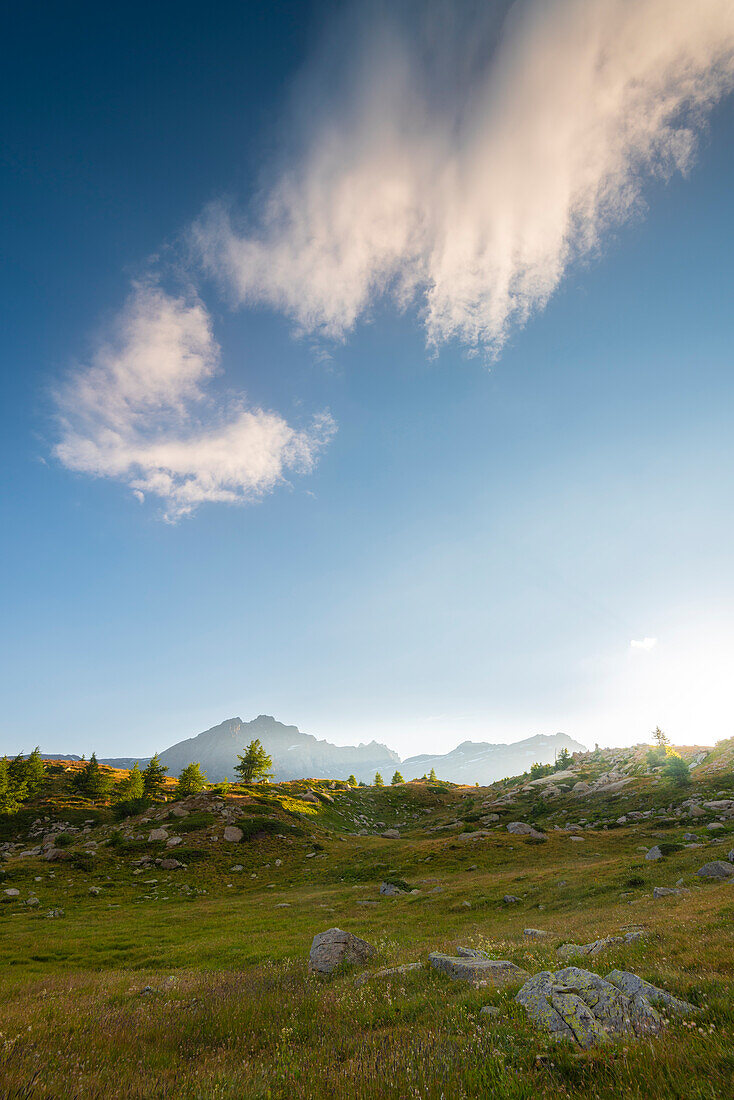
[
  {"left": 515, "top": 966, "right": 697, "bottom": 1048},
  {"left": 223, "top": 826, "right": 243, "bottom": 843},
  {"left": 507, "top": 822, "right": 546, "bottom": 841},
  {"left": 645, "top": 846, "right": 662, "bottom": 861},
  {"left": 380, "top": 881, "right": 407, "bottom": 896},
  {"left": 653, "top": 886, "right": 689, "bottom": 898},
  {"left": 148, "top": 828, "right": 168, "bottom": 843},
  {"left": 695, "top": 860, "right": 734, "bottom": 880},
  {"left": 308, "top": 928, "right": 375, "bottom": 975},
  {"left": 524, "top": 928, "right": 550, "bottom": 940},
  {"left": 381, "top": 829, "right": 400, "bottom": 839},
  {"left": 428, "top": 954, "right": 529, "bottom": 986}
]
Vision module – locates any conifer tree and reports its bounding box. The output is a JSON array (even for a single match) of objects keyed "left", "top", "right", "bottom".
[
  {"left": 0, "top": 757, "right": 25, "bottom": 813},
  {"left": 142, "top": 753, "right": 168, "bottom": 800},
  {"left": 374, "top": 771, "right": 384, "bottom": 787},
  {"left": 234, "top": 739, "right": 273, "bottom": 784},
  {"left": 176, "top": 762, "right": 207, "bottom": 797},
  {"left": 347, "top": 774, "right": 358, "bottom": 787},
  {"left": 391, "top": 771, "right": 404, "bottom": 785},
  {"left": 25, "top": 747, "right": 46, "bottom": 797},
  {"left": 428, "top": 767, "right": 437, "bottom": 782},
  {"left": 115, "top": 762, "right": 144, "bottom": 803},
  {"left": 73, "top": 753, "right": 113, "bottom": 800}
]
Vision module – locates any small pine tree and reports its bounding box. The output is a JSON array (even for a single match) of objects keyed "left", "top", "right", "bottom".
[
  {"left": 391, "top": 771, "right": 404, "bottom": 785},
  {"left": 652, "top": 726, "right": 670, "bottom": 748},
  {"left": 25, "top": 747, "right": 45, "bottom": 797},
  {"left": 428, "top": 768, "right": 437, "bottom": 782},
  {"left": 347, "top": 774, "right": 358, "bottom": 787},
  {"left": 374, "top": 772, "right": 384, "bottom": 787},
  {"left": 176, "top": 762, "right": 207, "bottom": 797},
  {"left": 7, "top": 752, "right": 28, "bottom": 788},
  {"left": 0, "top": 757, "right": 25, "bottom": 813},
  {"left": 662, "top": 754, "right": 691, "bottom": 787},
  {"left": 234, "top": 739, "right": 273, "bottom": 784},
  {"left": 142, "top": 753, "right": 168, "bottom": 800},
  {"left": 73, "top": 753, "right": 113, "bottom": 801},
  {"left": 555, "top": 748, "right": 571, "bottom": 770},
  {"left": 115, "top": 762, "right": 145, "bottom": 802}
]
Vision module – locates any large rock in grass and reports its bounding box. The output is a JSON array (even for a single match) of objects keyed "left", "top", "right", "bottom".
[
  {"left": 695, "top": 861, "right": 734, "bottom": 880},
  {"left": 380, "top": 881, "right": 407, "bottom": 896},
  {"left": 223, "top": 826, "right": 243, "bottom": 843},
  {"left": 308, "top": 928, "right": 375, "bottom": 975},
  {"left": 515, "top": 967, "right": 697, "bottom": 1048},
  {"left": 506, "top": 822, "right": 546, "bottom": 840},
  {"left": 428, "top": 954, "right": 529, "bottom": 987}
]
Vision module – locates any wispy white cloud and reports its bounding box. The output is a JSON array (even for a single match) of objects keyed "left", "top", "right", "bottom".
[
  {"left": 194, "top": 0, "right": 734, "bottom": 354},
  {"left": 630, "top": 637, "right": 658, "bottom": 652},
  {"left": 54, "top": 285, "right": 335, "bottom": 520}
]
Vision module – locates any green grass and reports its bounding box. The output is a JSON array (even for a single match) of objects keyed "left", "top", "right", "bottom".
[{"left": 0, "top": 772, "right": 733, "bottom": 1097}]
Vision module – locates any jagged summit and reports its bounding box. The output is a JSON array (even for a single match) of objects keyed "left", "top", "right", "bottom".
[{"left": 157, "top": 715, "right": 400, "bottom": 783}]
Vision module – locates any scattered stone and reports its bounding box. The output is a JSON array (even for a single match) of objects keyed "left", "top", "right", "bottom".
[
  {"left": 158, "top": 859, "right": 182, "bottom": 870},
  {"left": 148, "top": 828, "right": 168, "bottom": 843},
  {"left": 380, "top": 881, "right": 407, "bottom": 896},
  {"left": 381, "top": 829, "right": 400, "bottom": 839},
  {"left": 46, "top": 908, "right": 64, "bottom": 919},
  {"left": 524, "top": 928, "right": 549, "bottom": 939},
  {"left": 308, "top": 928, "right": 375, "bottom": 975},
  {"left": 569, "top": 836, "right": 585, "bottom": 842},
  {"left": 479, "top": 1005, "right": 501, "bottom": 1017},
  {"left": 458, "top": 830, "right": 493, "bottom": 843},
  {"left": 456, "top": 946, "right": 488, "bottom": 958},
  {"left": 354, "top": 962, "right": 422, "bottom": 987},
  {"left": 223, "top": 826, "right": 244, "bottom": 843},
  {"left": 683, "top": 833, "right": 700, "bottom": 842},
  {"left": 503, "top": 894, "right": 520, "bottom": 904},
  {"left": 695, "top": 860, "right": 734, "bottom": 880},
  {"left": 506, "top": 822, "right": 546, "bottom": 840},
  {"left": 515, "top": 966, "right": 697, "bottom": 1047},
  {"left": 556, "top": 931, "right": 643, "bottom": 959},
  {"left": 88, "top": 886, "right": 101, "bottom": 896},
  {"left": 707, "top": 822, "right": 726, "bottom": 832},
  {"left": 3, "top": 888, "right": 20, "bottom": 898},
  {"left": 429, "top": 954, "right": 529, "bottom": 987},
  {"left": 645, "top": 846, "right": 663, "bottom": 861},
  {"left": 166, "top": 837, "right": 183, "bottom": 848},
  {"left": 653, "top": 886, "right": 689, "bottom": 898}
]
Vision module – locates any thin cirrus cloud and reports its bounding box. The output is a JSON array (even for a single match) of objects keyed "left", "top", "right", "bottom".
[
  {"left": 53, "top": 285, "right": 335, "bottom": 521},
  {"left": 630, "top": 637, "right": 658, "bottom": 652},
  {"left": 193, "top": 0, "right": 734, "bottom": 354}
]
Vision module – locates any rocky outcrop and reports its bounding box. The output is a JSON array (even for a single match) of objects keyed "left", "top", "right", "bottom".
[{"left": 516, "top": 967, "right": 697, "bottom": 1047}]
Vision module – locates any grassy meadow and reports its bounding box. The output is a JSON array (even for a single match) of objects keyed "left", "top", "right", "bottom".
[{"left": 0, "top": 759, "right": 733, "bottom": 1097}]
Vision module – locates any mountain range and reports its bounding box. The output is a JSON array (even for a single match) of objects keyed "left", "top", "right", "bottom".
[{"left": 37, "top": 715, "right": 585, "bottom": 785}]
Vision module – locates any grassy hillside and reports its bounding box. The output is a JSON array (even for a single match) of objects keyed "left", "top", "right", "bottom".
[{"left": 0, "top": 747, "right": 733, "bottom": 1097}]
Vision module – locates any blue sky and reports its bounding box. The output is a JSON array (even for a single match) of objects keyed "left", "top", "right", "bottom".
[{"left": 2, "top": 0, "right": 734, "bottom": 759}]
